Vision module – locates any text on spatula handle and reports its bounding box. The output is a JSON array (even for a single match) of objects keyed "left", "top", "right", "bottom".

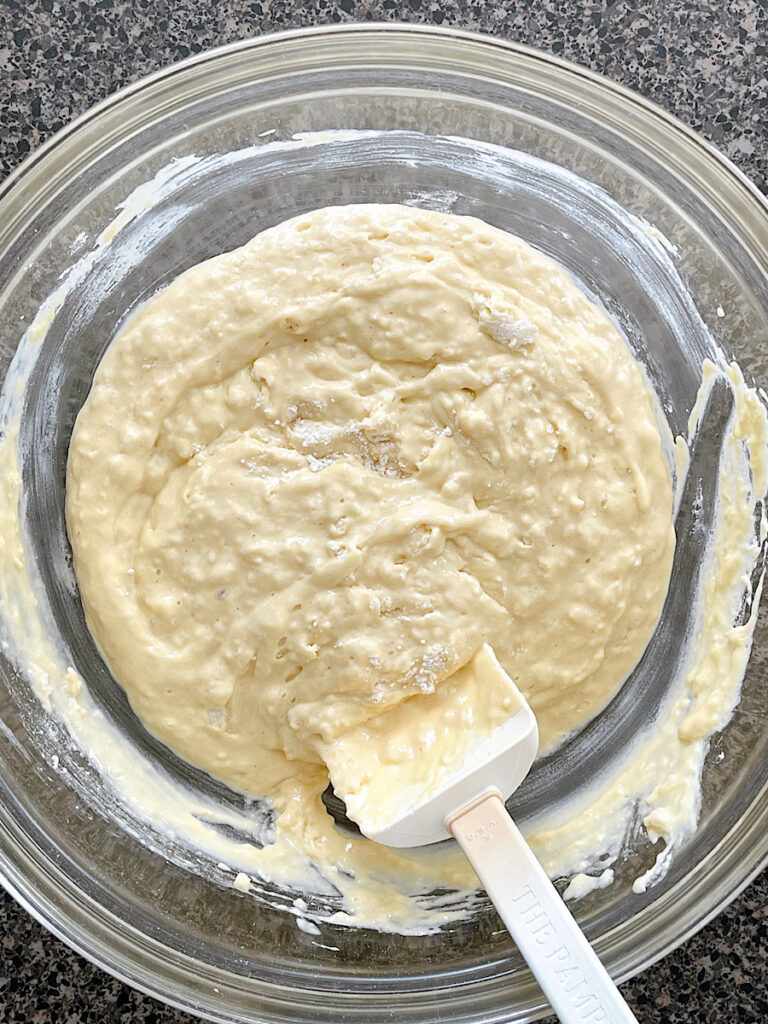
[{"left": 508, "top": 883, "right": 609, "bottom": 1023}]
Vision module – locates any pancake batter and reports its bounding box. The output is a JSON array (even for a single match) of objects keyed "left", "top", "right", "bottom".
[{"left": 66, "top": 204, "right": 676, "bottom": 915}]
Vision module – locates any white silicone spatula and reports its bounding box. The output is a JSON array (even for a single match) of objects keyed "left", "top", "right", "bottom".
[{"left": 326, "top": 645, "right": 638, "bottom": 1024}]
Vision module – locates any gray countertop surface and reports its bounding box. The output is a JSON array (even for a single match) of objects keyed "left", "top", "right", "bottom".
[{"left": 0, "top": 1, "right": 766, "bottom": 1021}]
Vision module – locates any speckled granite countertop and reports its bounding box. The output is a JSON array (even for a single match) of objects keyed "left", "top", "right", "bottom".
[{"left": 0, "top": 1, "right": 766, "bottom": 1022}]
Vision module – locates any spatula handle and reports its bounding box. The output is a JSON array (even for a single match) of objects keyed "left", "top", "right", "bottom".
[{"left": 447, "top": 791, "right": 638, "bottom": 1024}]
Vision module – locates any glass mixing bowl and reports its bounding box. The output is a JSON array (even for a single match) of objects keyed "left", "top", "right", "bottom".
[{"left": 1, "top": 24, "right": 767, "bottom": 1024}]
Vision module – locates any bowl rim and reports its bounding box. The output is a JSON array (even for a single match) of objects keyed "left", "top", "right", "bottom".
[
  {"left": 1, "top": 21, "right": 768, "bottom": 1024},
  {"left": 2, "top": 22, "right": 767, "bottom": 217}
]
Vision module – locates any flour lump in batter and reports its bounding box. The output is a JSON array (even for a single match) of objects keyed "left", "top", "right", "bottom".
[{"left": 66, "top": 204, "right": 676, "bottom": 920}]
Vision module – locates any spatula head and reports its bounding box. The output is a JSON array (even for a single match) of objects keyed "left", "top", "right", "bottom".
[{"left": 324, "top": 645, "right": 539, "bottom": 848}]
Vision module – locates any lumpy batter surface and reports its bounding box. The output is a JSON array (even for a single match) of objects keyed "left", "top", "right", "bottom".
[{"left": 67, "top": 204, "right": 675, "bottom": 898}]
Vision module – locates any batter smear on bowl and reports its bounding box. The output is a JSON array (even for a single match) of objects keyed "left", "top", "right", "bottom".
[{"left": 66, "top": 204, "right": 676, "bottom": 922}]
